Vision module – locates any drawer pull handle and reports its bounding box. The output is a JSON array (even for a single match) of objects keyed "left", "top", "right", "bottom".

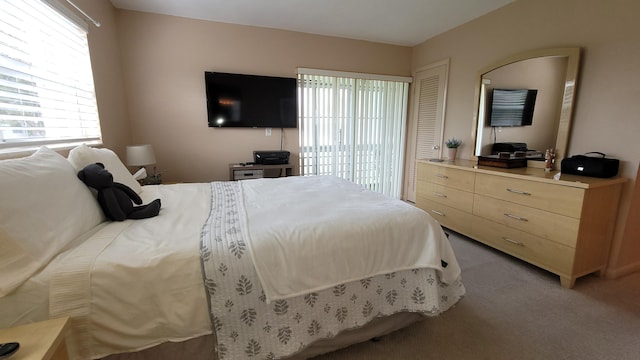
[
  {"left": 506, "top": 188, "right": 531, "bottom": 196},
  {"left": 502, "top": 237, "right": 525, "bottom": 246},
  {"left": 435, "top": 174, "right": 449, "bottom": 179},
  {"left": 433, "top": 192, "right": 447, "bottom": 198},
  {"left": 431, "top": 210, "right": 445, "bottom": 216},
  {"left": 504, "top": 213, "right": 528, "bottom": 221}
]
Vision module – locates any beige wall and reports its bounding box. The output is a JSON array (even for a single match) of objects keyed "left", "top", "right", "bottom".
[
  {"left": 70, "top": 0, "right": 131, "bottom": 156},
  {"left": 411, "top": 0, "right": 640, "bottom": 276},
  {"left": 113, "top": 10, "right": 411, "bottom": 183}
]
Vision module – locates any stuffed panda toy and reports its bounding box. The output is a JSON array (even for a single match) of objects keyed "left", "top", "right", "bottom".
[{"left": 78, "top": 162, "right": 161, "bottom": 221}]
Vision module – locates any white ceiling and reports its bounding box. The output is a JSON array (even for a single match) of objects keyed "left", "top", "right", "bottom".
[{"left": 109, "top": 0, "right": 515, "bottom": 46}]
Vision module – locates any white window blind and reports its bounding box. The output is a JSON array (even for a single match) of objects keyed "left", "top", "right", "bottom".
[
  {"left": 0, "top": 0, "right": 100, "bottom": 152},
  {"left": 298, "top": 69, "right": 410, "bottom": 198}
]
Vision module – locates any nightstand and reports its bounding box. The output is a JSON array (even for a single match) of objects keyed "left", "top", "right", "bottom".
[{"left": 0, "top": 317, "right": 70, "bottom": 360}]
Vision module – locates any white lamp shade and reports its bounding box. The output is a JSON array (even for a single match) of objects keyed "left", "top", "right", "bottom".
[{"left": 126, "top": 144, "right": 156, "bottom": 167}]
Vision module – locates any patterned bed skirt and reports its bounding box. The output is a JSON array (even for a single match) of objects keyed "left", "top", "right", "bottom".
[{"left": 200, "top": 181, "right": 465, "bottom": 359}]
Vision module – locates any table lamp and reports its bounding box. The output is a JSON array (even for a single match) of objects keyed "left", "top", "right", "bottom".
[{"left": 126, "top": 144, "right": 160, "bottom": 184}]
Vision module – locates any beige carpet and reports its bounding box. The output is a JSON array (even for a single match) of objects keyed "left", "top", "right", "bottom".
[{"left": 312, "top": 231, "right": 640, "bottom": 360}]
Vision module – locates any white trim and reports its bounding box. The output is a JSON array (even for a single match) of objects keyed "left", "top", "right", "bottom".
[
  {"left": 0, "top": 137, "right": 101, "bottom": 150},
  {"left": 297, "top": 67, "right": 412, "bottom": 83},
  {"left": 0, "top": 139, "right": 102, "bottom": 160},
  {"left": 412, "top": 58, "right": 450, "bottom": 75}
]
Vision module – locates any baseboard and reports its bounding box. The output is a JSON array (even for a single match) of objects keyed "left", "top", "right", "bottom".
[{"left": 605, "top": 261, "right": 640, "bottom": 279}]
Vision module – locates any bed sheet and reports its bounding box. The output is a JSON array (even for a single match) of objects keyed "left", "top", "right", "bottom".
[
  {"left": 0, "top": 222, "right": 107, "bottom": 328},
  {"left": 49, "top": 183, "right": 213, "bottom": 359}
]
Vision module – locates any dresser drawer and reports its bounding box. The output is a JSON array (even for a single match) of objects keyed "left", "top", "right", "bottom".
[
  {"left": 417, "top": 181, "right": 473, "bottom": 212},
  {"left": 415, "top": 198, "right": 474, "bottom": 235},
  {"left": 418, "top": 163, "right": 475, "bottom": 192},
  {"left": 473, "top": 194, "right": 579, "bottom": 247},
  {"left": 474, "top": 173, "right": 584, "bottom": 217},
  {"left": 473, "top": 217, "right": 575, "bottom": 275}
]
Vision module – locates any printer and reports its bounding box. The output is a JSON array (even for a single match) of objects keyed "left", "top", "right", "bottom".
[{"left": 253, "top": 150, "right": 290, "bottom": 165}]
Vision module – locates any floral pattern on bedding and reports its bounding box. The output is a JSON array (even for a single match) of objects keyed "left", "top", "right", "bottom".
[{"left": 200, "top": 181, "right": 465, "bottom": 360}]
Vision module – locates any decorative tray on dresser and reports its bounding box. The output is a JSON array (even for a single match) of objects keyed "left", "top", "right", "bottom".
[{"left": 416, "top": 159, "right": 626, "bottom": 288}]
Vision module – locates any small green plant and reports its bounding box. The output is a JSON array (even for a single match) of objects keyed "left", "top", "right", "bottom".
[{"left": 445, "top": 138, "right": 462, "bottom": 148}]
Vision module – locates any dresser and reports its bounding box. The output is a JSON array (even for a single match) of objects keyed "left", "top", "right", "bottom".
[{"left": 416, "top": 159, "right": 625, "bottom": 288}]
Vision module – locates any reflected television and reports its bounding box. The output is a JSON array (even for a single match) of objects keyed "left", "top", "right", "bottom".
[{"left": 487, "top": 88, "right": 538, "bottom": 127}]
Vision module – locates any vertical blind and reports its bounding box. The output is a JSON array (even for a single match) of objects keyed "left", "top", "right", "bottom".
[
  {"left": 298, "top": 69, "right": 410, "bottom": 198},
  {"left": 0, "top": 0, "right": 100, "bottom": 150}
]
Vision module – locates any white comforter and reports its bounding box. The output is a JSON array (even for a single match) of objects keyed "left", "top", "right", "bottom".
[{"left": 240, "top": 176, "right": 461, "bottom": 303}]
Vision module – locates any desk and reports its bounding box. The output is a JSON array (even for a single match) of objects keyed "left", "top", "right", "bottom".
[
  {"left": 229, "top": 163, "right": 294, "bottom": 180},
  {"left": 0, "top": 317, "right": 70, "bottom": 360}
]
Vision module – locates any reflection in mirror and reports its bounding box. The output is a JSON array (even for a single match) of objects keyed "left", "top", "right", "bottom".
[{"left": 472, "top": 48, "right": 580, "bottom": 167}]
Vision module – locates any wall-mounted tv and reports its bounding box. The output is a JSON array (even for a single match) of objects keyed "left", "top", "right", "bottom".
[
  {"left": 204, "top": 72, "right": 297, "bottom": 128},
  {"left": 487, "top": 88, "right": 538, "bottom": 127}
]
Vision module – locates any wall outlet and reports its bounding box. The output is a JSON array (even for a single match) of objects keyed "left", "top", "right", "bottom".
[{"left": 265, "top": 128, "right": 272, "bottom": 136}]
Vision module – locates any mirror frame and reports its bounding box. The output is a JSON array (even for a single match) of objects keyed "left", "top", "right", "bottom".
[{"left": 470, "top": 47, "right": 581, "bottom": 167}]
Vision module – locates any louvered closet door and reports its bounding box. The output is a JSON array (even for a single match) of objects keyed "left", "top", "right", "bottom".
[{"left": 405, "top": 61, "right": 449, "bottom": 202}]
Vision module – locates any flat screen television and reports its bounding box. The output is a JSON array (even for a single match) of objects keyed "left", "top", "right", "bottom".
[
  {"left": 204, "top": 72, "right": 297, "bottom": 128},
  {"left": 487, "top": 88, "right": 538, "bottom": 127}
]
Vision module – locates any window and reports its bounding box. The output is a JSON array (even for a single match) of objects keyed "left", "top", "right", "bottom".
[
  {"left": 298, "top": 68, "right": 411, "bottom": 198},
  {"left": 0, "top": 0, "right": 100, "bottom": 153}
]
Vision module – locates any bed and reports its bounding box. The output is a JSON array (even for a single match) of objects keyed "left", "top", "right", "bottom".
[{"left": 0, "top": 145, "right": 465, "bottom": 360}]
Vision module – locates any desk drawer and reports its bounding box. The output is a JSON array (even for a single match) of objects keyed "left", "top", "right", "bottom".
[
  {"left": 417, "top": 181, "right": 473, "bottom": 212},
  {"left": 473, "top": 217, "right": 575, "bottom": 275},
  {"left": 233, "top": 169, "right": 264, "bottom": 180},
  {"left": 475, "top": 173, "right": 584, "bottom": 217},
  {"left": 473, "top": 194, "right": 579, "bottom": 247},
  {"left": 418, "top": 163, "right": 475, "bottom": 192}
]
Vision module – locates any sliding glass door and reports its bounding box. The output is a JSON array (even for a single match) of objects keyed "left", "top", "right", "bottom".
[{"left": 298, "top": 69, "right": 410, "bottom": 198}]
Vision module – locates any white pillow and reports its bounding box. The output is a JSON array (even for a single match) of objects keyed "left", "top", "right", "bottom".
[
  {"left": 67, "top": 144, "right": 142, "bottom": 194},
  {"left": 0, "top": 146, "right": 105, "bottom": 297},
  {"left": 0, "top": 227, "right": 42, "bottom": 297}
]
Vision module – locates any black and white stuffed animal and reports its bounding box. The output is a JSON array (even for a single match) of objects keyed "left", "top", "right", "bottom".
[{"left": 78, "top": 162, "right": 161, "bottom": 221}]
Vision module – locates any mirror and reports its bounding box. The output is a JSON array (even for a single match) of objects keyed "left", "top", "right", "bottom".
[{"left": 471, "top": 48, "right": 581, "bottom": 167}]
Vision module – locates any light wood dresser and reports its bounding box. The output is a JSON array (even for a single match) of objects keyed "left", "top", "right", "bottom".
[{"left": 416, "top": 159, "right": 626, "bottom": 288}]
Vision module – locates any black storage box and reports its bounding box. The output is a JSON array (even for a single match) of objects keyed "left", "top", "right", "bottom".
[
  {"left": 478, "top": 154, "right": 527, "bottom": 168},
  {"left": 491, "top": 142, "right": 528, "bottom": 154},
  {"left": 561, "top": 152, "right": 619, "bottom": 178}
]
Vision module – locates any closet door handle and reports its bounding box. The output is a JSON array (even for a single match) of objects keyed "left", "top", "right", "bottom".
[
  {"left": 502, "top": 237, "right": 525, "bottom": 246},
  {"left": 506, "top": 188, "right": 531, "bottom": 196},
  {"left": 504, "top": 213, "right": 528, "bottom": 221},
  {"left": 431, "top": 210, "right": 445, "bottom": 217},
  {"left": 435, "top": 174, "right": 449, "bottom": 179},
  {"left": 432, "top": 192, "right": 447, "bottom": 198}
]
